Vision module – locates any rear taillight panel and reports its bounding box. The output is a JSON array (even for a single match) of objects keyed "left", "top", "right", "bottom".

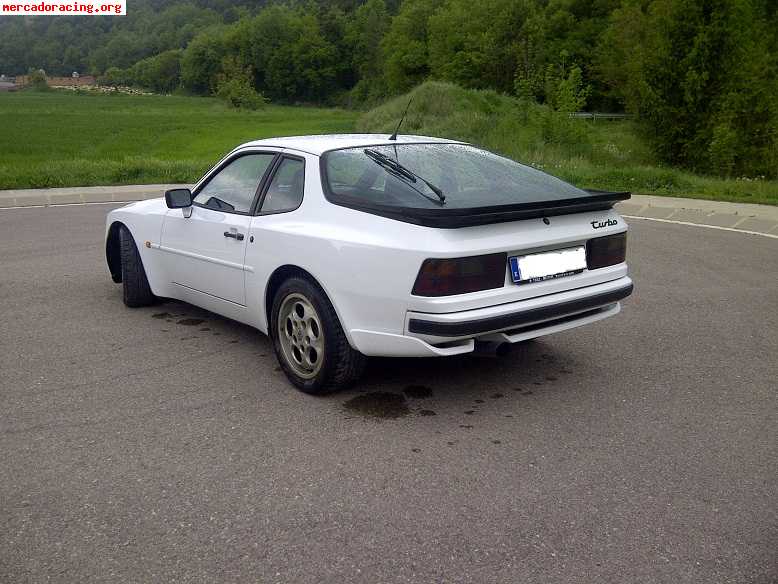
[
  {"left": 586, "top": 232, "right": 627, "bottom": 270},
  {"left": 412, "top": 253, "right": 507, "bottom": 297}
]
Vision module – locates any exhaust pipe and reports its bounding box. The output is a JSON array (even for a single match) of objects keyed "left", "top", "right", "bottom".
[
  {"left": 473, "top": 341, "right": 513, "bottom": 357},
  {"left": 495, "top": 342, "right": 512, "bottom": 357}
]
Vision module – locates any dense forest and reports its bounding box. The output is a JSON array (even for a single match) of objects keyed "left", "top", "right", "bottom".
[{"left": 1, "top": 0, "right": 776, "bottom": 177}]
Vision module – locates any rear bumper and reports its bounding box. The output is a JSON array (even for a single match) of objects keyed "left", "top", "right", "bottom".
[
  {"left": 408, "top": 281, "right": 633, "bottom": 337},
  {"left": 349, "top": 276, "right": 633, "bottom": 357}
]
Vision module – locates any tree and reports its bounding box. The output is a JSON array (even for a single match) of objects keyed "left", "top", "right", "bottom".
[
  {"left": 381, "top": 0, "right": 443, "bottom": 93},
  {"left": 235, "top": 5, "right": 340, "bottom": 103},
  {"left": 598, "top": 0, "right": 778, "bottom": 177},
  {"left": 180, "top": 27, "right": 229, "bottom": 95},
  {"left": 345, "top": 0, "right": 391, "bottom": 101},
  {"left": 428, "top": 0, "right": 534, "bottom": 94}
]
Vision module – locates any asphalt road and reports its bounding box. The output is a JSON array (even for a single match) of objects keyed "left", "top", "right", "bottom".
[{"left": 1, "top": 204, "right": 776, "bottom": 584}]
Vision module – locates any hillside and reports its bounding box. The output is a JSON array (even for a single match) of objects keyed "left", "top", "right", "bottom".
[{"left": 358, "top": 82, "right": 778, "bottom": 206}]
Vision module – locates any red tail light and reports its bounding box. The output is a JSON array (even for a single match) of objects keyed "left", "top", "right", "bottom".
[
  {"left": 412, "top": 253, "right": 507, "bottom": 296},
  {"left": 586, "top": 232, "right": 627, "bottom": 270}
]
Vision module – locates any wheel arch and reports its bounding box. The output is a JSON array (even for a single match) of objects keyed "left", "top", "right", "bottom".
[
  {"left": 106, "top": 220, "right": 126, "bottom": 283},
  {"left": 264, "top": 265, "right": 352, "bottom": 345}
]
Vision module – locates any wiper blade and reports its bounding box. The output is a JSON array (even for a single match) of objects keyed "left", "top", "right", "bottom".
[{"left": 364, "top": 148, "right": 446, "bottom": 204}]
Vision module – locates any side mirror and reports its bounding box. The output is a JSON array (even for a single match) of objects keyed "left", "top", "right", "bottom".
[{"left": 165, "top": 188, "right": 193, "bottom": 209}]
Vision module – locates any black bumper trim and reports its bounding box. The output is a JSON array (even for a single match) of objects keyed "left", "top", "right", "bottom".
[{"left": 408, "top": 283, "right": 634, "bottom": 337}]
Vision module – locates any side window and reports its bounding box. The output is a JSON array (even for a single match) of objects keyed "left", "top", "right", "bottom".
[
  {"left": 260, "top": 158, "right": 305, "bottom": 214},
  {"left": 194, "top": 154, "right": 275, "bottom": 214}
]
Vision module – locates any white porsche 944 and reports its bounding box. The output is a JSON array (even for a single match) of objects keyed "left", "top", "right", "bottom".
[{"left": 106, "top": 134, "right": 633, "bottom": 393}]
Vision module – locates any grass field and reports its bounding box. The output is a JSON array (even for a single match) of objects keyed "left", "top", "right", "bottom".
[
  {"left": 0, "top": 91, "right": 357, "bottom": 189},
  {"left": 2, "top": 87, "right": 776, "bottom": 205}
]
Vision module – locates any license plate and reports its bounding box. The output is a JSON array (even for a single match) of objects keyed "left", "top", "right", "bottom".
[{"left": 509, "top": 246, "right": 586, "bottom": 284}]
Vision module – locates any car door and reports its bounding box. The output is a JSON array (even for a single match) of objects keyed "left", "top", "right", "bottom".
[{"left": 161, "top": 151, "right": 277, "bottom": 306}]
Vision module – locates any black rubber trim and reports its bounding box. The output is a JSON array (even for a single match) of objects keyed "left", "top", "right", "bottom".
[{"left": 408, "top": 283, "right": 634, "bottom": 337}]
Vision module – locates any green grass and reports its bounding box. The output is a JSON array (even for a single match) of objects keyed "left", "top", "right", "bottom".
[
  {"left": 358, "top": 82, "right": 778, "bottom": 206},
  {"left": 3, "top": 86, "right": 777, "bottom": 206},
  {"left": 0, "top": 91, "right": 357, "bottom": 189}
]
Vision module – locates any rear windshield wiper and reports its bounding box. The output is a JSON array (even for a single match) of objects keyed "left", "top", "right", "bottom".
[{"left": 364, "top": 148, "right": 446, "bottom": 204}]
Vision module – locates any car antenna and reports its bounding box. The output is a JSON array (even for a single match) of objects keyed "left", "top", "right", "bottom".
[{"left": 389, "top": 97, "right": 413, "bottom": 141}]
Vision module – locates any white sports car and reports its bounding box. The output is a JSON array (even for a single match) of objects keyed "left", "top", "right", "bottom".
[{"left": 106, "top": 134, "right": 633, "bottom": 393}]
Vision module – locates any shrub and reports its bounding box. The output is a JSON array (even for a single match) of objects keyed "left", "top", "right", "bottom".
[
  {"left": 26, "top": 69, "right": 48, "bottom": 91},
  {"left": 216, "top": 77, "right": 267, "bottom": 110},
  {"left": 98, "top": 67, "right": 128, "bottom": 86},
  {"left": 130, "top": 50, "right": 183, "bottom": 94}
]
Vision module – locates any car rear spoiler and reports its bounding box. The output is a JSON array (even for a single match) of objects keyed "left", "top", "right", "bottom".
[{"left": 334, "top": 190, "right": 631, "bottom": 228}]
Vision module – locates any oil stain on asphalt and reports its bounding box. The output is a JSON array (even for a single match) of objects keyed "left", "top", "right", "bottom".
[
  {"left": 403, "top": 385, "right": 433, "bottom": 398},
  {"left": 343, "top": 392, "right": 410, "bottom": 419},
  {"left": 178, "top": 318, "right": 205, "bottom": 326}
]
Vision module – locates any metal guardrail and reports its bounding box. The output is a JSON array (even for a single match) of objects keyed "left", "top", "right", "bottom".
[{"left": 570, "top": 112, "right": 631, "bottom": 120}]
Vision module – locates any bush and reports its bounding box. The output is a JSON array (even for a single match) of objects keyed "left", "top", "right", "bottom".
[
  {"left": 98, "top": 66, "right": 128, "bottom": 86},
  {"left": 26, "top": 69, "right": 48, "bottom": 91},
  {"left": 130, "top": 49, "right": 183, "bottom": 94},
  {"left": 216, "top": 77, "right": 267, "bottom": 110}
]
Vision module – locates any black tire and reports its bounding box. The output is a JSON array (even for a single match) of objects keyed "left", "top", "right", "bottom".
[
  {"left": 119, "top": 226, "right": 156, "bottom": 308},
  {"left": 271, "top": 276, "right": 366, "bottom": 394}
]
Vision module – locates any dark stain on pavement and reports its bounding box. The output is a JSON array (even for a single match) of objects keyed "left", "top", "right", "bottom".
[
  {"left": 343, "top": 392, "right": 410, "bottom": 419},
  {"left": 178, "top": 318, "right": 205, "bottom": 326},
  {"left": 403, "top": 385, "right": 433, "bottom": 399},
  {"left": 419, "top": 409, "right": 436, "bottom": 416},
  {"left": 152, "top": 312, "right": 171, "bottom": 319}
]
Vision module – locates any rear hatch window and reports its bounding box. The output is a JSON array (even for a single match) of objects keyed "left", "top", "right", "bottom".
[{"left": 321, "top": 143, "right": 628, "bottom": 227}]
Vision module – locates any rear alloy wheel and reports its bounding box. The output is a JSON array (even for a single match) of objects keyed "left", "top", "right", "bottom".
[
  {"left": 271, "top": 277, "right": 365, "bottom": 394},
  {"left": 277, "top": 293, "right": 325, "bottom": 380}
]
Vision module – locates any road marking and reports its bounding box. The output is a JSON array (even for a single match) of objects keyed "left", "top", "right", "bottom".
[
  {"left": 622, "top": 215, "right": 778, "bottom": 239},
  {"left": 0, "top": 200, "right": 135, "bottom": 210}
]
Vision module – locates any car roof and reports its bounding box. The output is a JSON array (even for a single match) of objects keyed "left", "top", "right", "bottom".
[{"left": 234, "top": 134, "right": 467, "bottom": 156}]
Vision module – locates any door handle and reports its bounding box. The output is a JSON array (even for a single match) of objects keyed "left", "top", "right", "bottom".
[{"left": 224, "top": 231, "right": 245, "bottom": 241}]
